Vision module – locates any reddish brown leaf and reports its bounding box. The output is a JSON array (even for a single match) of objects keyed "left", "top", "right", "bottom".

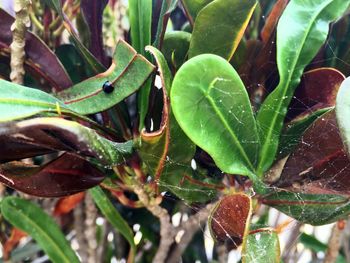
[
  {"left": 209, "top": 193, "right": 252, "bottom": 248},
  {"left": 0, "top": 153, "right": 104, "bottom": 197},
  {"left": 3, "top": 228, "right": 27, "bottom": 260},
  {"left": 275, "top": 111, "right": 350, "bottom": 196},
  {"left": 289, "top": 68, "right": 345, "bottom": 118},
  {"left": 0, "top": 9, "right": 72, "bottom": 91},
  {"left": 261, "top": 0, "right": 289, "bottom": 43},
  {"left": 53, "top": 192, "right": 85, "bottom": 216}
]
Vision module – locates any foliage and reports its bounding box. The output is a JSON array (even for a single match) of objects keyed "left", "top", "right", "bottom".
[{"left": 1, "top": 0, "right": 350, "bottom": 262}]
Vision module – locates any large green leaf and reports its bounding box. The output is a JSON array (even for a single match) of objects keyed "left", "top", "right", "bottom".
[
  {"left": 242, "top": 229, "right": 280, "bottom": 263},
  {"left": 256, "top": 0, "right": 350, "bottom": 175},
  {"left": 336, "top": 77, "right": 350, "bottom": 155},
  {"left": 262, "top": 191, "right": 350, "bottom": 225},
  {"left": 0, "top": 79, "right": 71, "bottom": 122},
  {"left": 1, "top": 197, "right": 79, "bottom": 263},
  {"left": 89, "top": 187, "right": 136, "bottom": 262},
  {"left": 57, "top": 40, "right": 154, "bottom": 115},
  {"left": 171, "top": 54, "right": 259, "bottom": 178},
  {"left": 188, "top": 0, "right": 257, "bottom": 60},
  {"left": 181, "top": 0, "right": 213, "bottom": 24}
]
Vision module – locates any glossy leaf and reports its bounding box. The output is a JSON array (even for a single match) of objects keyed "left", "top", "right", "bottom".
[
  {"left": 0, "top": 9, "right": 72, "bottom": 91},
  {"left": 256, "top": 0, "right": 350, "bottom": 175},
  {"left": 336, "top": 77, "right": 350, "bottom": 156},
  {"left": 171, "top": 54, "right": 259, "bottom": 178},
  {"left": 209, "top": 193, "right": 252, "bottom": 248},
  {"left": 43, "top": 0, "right": 105, "bottom": 73},
  {"left": 242, "top": 229, "right": 280, "bottom": 263},
  {"left": 1, "top": 197, "right": 80, "bottom": 263},
  {"left": 262, "top": 191, "right": 350, "bottom": 225},
  {"left": 188, "top": 0, "right": 257, "bottom": 60},
  {"left": 57, "top": 39, "right": 155, "bottom": 115},
  {"left": 80, "top": 0, "right": 108, "bottom": 65},
  {"left": 0, "top": 154, "right": 104, "bottom": 197},
  {"left": 0, "top": 79, "right": 71, "bottom": 122},
  {"left": 181, "top": 0, "right": 213, "bottom": 24},
  {"left": 0, "top": 117, "right": 133, "bottom": 165},
  {"left": 89, "top": 186, "right": 136, "bottom": 262},
  {"left": 162, "top": 31, "right": 191, "bottom": 73},
  {"left": 275, "top": 111, "right": 350, "bottom": 196}
]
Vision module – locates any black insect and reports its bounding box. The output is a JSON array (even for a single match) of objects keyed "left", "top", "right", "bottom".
[{"left": 102, "top": 81, "right": 114, "bottom": 94}]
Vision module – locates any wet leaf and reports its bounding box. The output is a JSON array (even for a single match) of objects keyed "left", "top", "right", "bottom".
[
  {"left": 1, "top": 197, "right": 80, "bottom": 263},
  {"left": 262, "top": 191, "right": 350, "bottom": 225},
  {"left": 256, "top": 0, "right": 350, "bottom": 175},
  {"left": 0, "top": 9, "right": 72, "bottom": 91},
  {"left": 171, "top": 54, "right": 259, "bottom": 178},
  {"left": 242, "top": 228, "right": 280, "bottom": 263},
  {"left": 188, "top": 0, "right": 257, "bottom": 60},
  {"left": 57, "top": 39, "right": 154, "bottom": 115},
  {"left": 0, "top": 154, "right": 104, "bottom": 197},
  {"left": 0, "top": 117, "right": 133, "bottom": 165},
  {"left": 209, "top": 193, "right": 252, "bottom": 248},
  {"left": 89, "top": 186, "right": 136, "bottom": 262}
]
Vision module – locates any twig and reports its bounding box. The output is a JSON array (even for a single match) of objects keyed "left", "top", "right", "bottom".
[
  {"left": 167, "top": 203, "right": 215, "bottom": 263},
  {"left": 133, "top": 183, "right": 175, "bottom": 263},
  {"left": 324, "top": 221, "right": 346, "bottom": 263},
  {"left": 282, "top": 222, "right": 303, "bottom": 262},
  {"left": 85, "top": 193, "right": 98, "bottom": 263},
  {"left": 10, "top": 0, "right": 31, "bottom": 84}
]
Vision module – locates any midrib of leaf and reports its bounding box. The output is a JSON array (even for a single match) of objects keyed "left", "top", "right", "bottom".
[
  {"left": 0, "top": 98, "right": 59, "bottom": 108},
  {"left": 6, "top": 205, "right": 76, "bottom": 263},
  {"left": 257, "top": 0, "right": 332, "bottom": 174},
  {"left": 202, "top": 90, "right": 255, "bottom": 174}
]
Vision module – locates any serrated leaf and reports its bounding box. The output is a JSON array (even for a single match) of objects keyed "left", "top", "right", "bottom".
[
  {"left": 256, "top": 0, "right": 350, "bottom": 175},
  {"left": 188, "top": 0, "right": 257, "bottom": 60},
  {"left": 1, "top": 197, "right": 80, "bottom": 263},
  {"left": 171, "top": 54, "right": 259, "bottom": 178}
]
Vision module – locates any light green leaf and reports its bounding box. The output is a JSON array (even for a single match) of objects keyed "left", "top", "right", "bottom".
[
  {"left": 336, "top": 77, "right": 350, "bottom": 155},
  {"left": 89, "top": 187, "right": 136, "bottom": 261},
  {"left": 242, "top": 229, "right": 280, "bottom": 263},
  {"left": 1, "top": 197, "right": 79, "bottom": 263},
  {"left": 188, "top": 0, "right": 257, "bottom": 60},
  {"left": 57, "top": 40, "right": 154, "bottom": 115},
  {"left": 256, "top": 0, "right": 350, "bottom": 174},
  {"left": 171, "top": 54, "right": 259, "bottom": 178}
]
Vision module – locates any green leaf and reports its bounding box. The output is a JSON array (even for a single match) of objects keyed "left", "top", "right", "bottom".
[
  {"left": 256, "top": 0, "right": 350, "bottom": 175},
  {"left": 153, "top": 0, "right": 178, "bottom": 48},
  {"left": 89, "top": 186, "right": 136, "bottom": 261},
  {"left": 57, "top": 40, "right": 154, "bottom": 115},
  {"left": 262, "top": 191, "right": 350, "bottom": 225},
  {"left": 188, "top": 0, "right": 257, "bottom": 60},
  {"left": 336, "top": 77, "right": 350, "bottom": 155},
  {"left": 181, "top": 0, "right": 214, "bottom": 23},
  {"left": 162, "top": 31, "right": 191, "bottom": 72},
  {"left": 171, "top": 54, "right": 259, "bottom": 178},
  {"left": 43, "top": 0, "right": 105, "bottom": 74},
  {"left": 0, "top": 79, "right": 71, "bottom": 122},
  {"left": 1, "top": 197, "right": 79, "bottom": 263},
  {"left": 0, "top": 117, "right": 133, "bottom": 166},
  {"left": 129, "top": 0, "right": 153, "bottom": 129},
  {"left": 242, "top": 229, "right": 280, "bottom": 263}
]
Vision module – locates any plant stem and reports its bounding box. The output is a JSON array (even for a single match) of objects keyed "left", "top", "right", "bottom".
[
  {"left": 324, "top": 221, "right": 346, "bottom": 263},
  {"left": 10, "top": 0, "right": 31, "bottom": 84}
]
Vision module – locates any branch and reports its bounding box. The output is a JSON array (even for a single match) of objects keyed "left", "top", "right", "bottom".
[
  {"left": 324, "top": 221, "right": 346, "bottom": 263},
  {"left": 133, "top": 183, "right": 175, "bottom": 263},
  {"left": 167, "top": 203, "right": 215, "bottom": 263},
  {"left": 10, "top": 0, "right": 31, "bottom": 84}
]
